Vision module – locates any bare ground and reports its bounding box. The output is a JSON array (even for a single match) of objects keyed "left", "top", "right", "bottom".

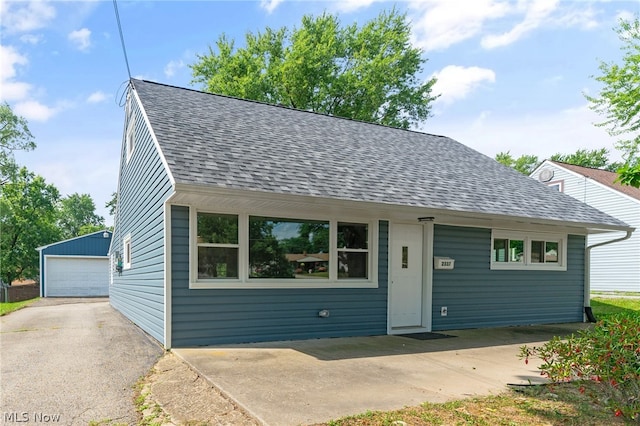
[{"left": 139, "top": 352, "right": 261, "bottom": 426}]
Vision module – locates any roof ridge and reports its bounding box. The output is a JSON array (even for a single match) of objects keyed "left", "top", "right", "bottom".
[
  {"left": 131, "top": 78, "right": 450, "bottom": 140},
  {"left": 550, "top": 160, "right": 616, "bottom": 174}
]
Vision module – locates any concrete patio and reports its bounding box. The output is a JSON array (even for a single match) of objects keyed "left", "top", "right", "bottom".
[{"left": 173, "top": 322, "right": 590, "bottom": 425}]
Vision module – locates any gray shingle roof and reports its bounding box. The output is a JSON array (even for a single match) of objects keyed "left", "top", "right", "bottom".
[{"left": 131, "top": 79, "right": 629, "bottom": 229}]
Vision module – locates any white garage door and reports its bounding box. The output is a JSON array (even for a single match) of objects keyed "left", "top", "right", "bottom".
[{"left": 45, "top": 257, "right": 109, "bottom": 297}]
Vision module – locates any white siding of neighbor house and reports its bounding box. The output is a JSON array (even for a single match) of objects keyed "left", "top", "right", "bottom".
[{"left": 531, "top": 163, "right": 640, "bottom": 292}]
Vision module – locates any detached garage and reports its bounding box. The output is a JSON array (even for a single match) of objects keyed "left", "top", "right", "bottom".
[{"left": 38, "top": 231, "right": 113, "bottom": 297}]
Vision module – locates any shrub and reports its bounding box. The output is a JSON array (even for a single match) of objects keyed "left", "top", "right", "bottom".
[{"left": 520, "top": 313, "right": 640, "bottom": 422}]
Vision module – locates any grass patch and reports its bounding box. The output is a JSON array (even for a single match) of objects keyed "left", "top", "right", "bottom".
[
  {"left": 133, "top": 369, "right": 171, "bottom": 426},
  {"left": 0, "top": 298, "right": 38, "bottom": 316},
  {"left": 591, "top": 297, "right": 640, "bottom": 320},
  {"left": 322, "top": 386, "right": 625, "bottom": 425}
]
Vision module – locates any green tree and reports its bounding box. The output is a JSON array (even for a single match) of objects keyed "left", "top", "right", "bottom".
[
  {"left": 191, "top": 9, "right": 437, "bottom": 130},
  {"left": 106, "top": 191, "right": 118, "bottom": 217},
  {"left": 249, "top": 219, "right": 294, "bottom": 278},
  {"left": 0, "top": 167, "right": 60, "bottom": 285},
  {"left": 495, "top": 151, "right": 540, "bottom": 175},
  {"left": 550, "top": 148, "right": 623, "bottom": 171},
  {"left": 57, "top": 193, "right": 105, "bottom": 239},
  {"left": 1, "top": 103, "right": 36, "bottom": 184},
  {"left": 586, "top": 16, "right": 640, "bottom": 187}
]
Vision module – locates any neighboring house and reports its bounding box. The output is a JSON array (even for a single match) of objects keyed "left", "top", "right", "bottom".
[
  {"left": 109, "top": 79, "right": 633, "bottom": 348},
  {"left": 38, "top": 230, "right": 113, "bottom": 297},
  {"left": 531, "top": 161, "right": 640, "bottom": 292}
]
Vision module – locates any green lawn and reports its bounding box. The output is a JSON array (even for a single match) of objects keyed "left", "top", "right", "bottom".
[
  {"left": 591, "top": 296, "right": 640, "bottom": 320},
  {"left": 0, "top": 298, "right": 39, "bottom": 316}
]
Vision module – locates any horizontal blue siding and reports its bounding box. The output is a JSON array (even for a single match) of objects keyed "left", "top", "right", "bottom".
[
  {"left": 110, "top": 96, "right": 173, "bottom": 345},
  {"left": 170, "top": 205, "right": 388, "bottom": 347},
  {"left": 431, "top": 225, "right": 585, "bottom": 330}
]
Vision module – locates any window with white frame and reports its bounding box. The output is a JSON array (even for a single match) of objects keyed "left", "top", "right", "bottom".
[
  {"left": 337, "top": 222, "right": 368, "bottom": 279},
  {"left": 192, "top": 210, "right": 376, "bottom": 288},
  {"left": 491, "top": 230, "right": 567, "bottom": 270},
  {"left": 197, "top": 213, "right": 239, "bottom": 279},
  {"left": 123, "top": 234, "right": 132, "bottom": 270}
]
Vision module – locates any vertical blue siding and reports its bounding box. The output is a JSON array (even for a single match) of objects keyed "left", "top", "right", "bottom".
[
  {"left": 110, "top": 95, "right": 173, "bottom": 345},
  {"left": 431, "top": 225, "right": 585, "bottom": 330},
  {"left": 170, "top": 206, "right": 388, "bottom": 347}
]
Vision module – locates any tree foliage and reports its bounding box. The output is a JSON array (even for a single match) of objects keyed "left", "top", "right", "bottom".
[
  {"left": 550, "top": 148, "right": 623, "bottom": 171},
  {"left": 1, "top": 103, "right": 36, "bottom": 183},
  {"left": 495, "top": 151, "right": 540, "bottom": 175},
  {"left": 106, "top": 191, "right": 118, "bottom": 217},
  {"left": 496, "top": 148, "right": 622, "bottom": 175},
  {"left": 0, "top": 167, "right": 60, "bottom": 284},
  {"left": 57, "top": 193, "right": 105, "bottom": 240},
  {"left": 586, "top": 16, "right": 640, "bottom": 187},
  {"left": 191, "top": 9, "right": 437, "bottom": 130}
]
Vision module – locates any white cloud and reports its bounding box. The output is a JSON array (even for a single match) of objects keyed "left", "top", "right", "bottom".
[
  {"left": 424, "top": 104, "right": 624, "bottom": 162},
  {"left": 554, "top": 5, "right": 599, "bottom": 30},
  {"left": 14, "top": 100, "right": 58, "bottom": 122},
  {"left": 615, "top": 10, "right": 636, "bottom": 23},
  {"left": 332, "top": 0, "right": 378, "bottom": 13},
  {"left": 1, "top": 81, "right": 32, "bottom": 102},
  {"left": 410, "top": 0, "right": 511, "bottom": 51},
  {"left": 20, "top": 34, "right": 43, "bottom": 45},
  {"left": 0, "top": 44, "right": 33, "bottom": 102},
  {"left": 68, "top": 28, "right": 92, "bottom": 52},
  {"left": 0, "top": 0, "right": 56, "bottom": 34},
  {"left": 431, "top": 65, "right": 496, "bottom": 106},
  {"left": 164, "top": 59, "right": 185, "bottom": 78},
  {"left": 260, "top": 0, "right": 284, "bottom": 14},
  {"left": 481, "top": 0, "right": 559, "bottom": 49},
  {"left": 0, "top": 44, "right": 27, "bottom": 81},
  {"left": 411, "top": 0, "right": 603, "bottom": 52},
  {"left": 87, "top": 91, "right": 109, "bottom": 104}
]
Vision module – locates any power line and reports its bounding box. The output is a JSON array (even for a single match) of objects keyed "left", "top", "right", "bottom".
[{"left": 113, "top": 0, "right": 132, "bottom": 81}]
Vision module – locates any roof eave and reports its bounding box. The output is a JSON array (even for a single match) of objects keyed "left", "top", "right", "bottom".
[{"left": 171, "top": 182, "right": 633, "bottom": 234}]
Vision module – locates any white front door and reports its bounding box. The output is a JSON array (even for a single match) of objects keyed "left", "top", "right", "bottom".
[{"left": 390, "top": 224, "right": 424, "bottom": 328}]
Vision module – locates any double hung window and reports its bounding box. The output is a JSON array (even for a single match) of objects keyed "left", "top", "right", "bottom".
[{"left": 197, "top": 213, "right": 239, "bottom": 279}]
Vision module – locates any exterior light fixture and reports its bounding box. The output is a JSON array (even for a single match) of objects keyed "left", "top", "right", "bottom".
[
  {"left": 103, "top": 231, "right": 110, "bottom": 238},
  {"left": 418, "top": 217, "right": 435, "bottom": 222}
]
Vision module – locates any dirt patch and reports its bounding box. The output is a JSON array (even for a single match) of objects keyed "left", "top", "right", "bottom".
[{"left": 141, "top": 352, "right": 261, "bottom": 425}]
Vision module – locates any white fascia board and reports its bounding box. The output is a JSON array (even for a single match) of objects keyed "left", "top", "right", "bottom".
[{"left": 172, "top": 182, "right": 633, "bottom": 234}]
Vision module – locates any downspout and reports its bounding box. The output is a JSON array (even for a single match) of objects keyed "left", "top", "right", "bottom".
[{"left": 584, "top": 230, "right": 634, "bottom": 322}]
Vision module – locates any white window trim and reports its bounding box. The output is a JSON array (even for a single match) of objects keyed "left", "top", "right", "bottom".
[
  {"left": 490, "top": 230, "right": 567, "bottom": 271},
  {"left": 547, "top": 180, "right": 564, "bottom": 192},
  {"left": 125, "top": 112, "right": 135, "bottom": 163},
  {"left": 189, "top": 209, "right": 378, "bottom": 289},
  {"left": 123, "top": 234, "right": 132, "bottom": 270}
]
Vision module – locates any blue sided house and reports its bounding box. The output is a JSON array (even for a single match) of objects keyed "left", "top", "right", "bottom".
[{"left": 109, "top": 79, "right": 634, "bottom": 349}]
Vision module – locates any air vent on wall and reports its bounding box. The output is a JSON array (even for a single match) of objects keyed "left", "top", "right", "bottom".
[{"left": 538, "top": 168, "right": 554, "bottom": 182}]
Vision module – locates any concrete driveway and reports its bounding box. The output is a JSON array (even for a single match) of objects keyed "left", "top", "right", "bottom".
[
  {"left": 0, "top": 298, "right": 163, "bottom": 425},
  {"left": 174, "top": 323, "right": 590, "bottom": 426}
]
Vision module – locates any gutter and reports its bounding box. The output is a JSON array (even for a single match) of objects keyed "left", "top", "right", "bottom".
[{"left": 584, "top": 229, "right": 634, "bottom": 322}]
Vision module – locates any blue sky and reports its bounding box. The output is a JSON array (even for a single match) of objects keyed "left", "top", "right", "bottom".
[{"left": 1, "top": 0, "right": 639, "bottom": 224}]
